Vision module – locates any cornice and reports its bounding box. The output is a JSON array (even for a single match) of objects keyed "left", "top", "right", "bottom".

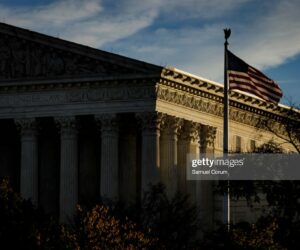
[
  {"left": 0, "top": 75, "right": 160, "bottom": 94},
  {"left": 160, "top": 67, "right": 295, "bottom": 122}
]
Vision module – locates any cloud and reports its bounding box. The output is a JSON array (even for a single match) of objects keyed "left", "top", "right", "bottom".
[
  {"left": 63, "top": 13, "right": 157, "bottom": 47},
  {"left": 104, "top": 0, "right": 300, "bottom": 85},
  {"left": 0, "top": 0, "right": 158, "bottom": 47},
  {"left": 31, "top": 0, "right": 103, "bottom": 25},
  {"left": 0, "top": 0, "right": 251, "bottom": 48},
  {"left": 104, "top": 23, "right": 225, "bottom": 80},
  {"left": 235, "top": 0, "right": 300, "bottom": 70},
  {"left": 0, "top": 0, "right": 103, "bottom": 28},
  {"left": 0, "top": 0, "right": 300, "bottom": 89},
  {"left": 160, "top": 0, "right": 251, "bottom": 19}
]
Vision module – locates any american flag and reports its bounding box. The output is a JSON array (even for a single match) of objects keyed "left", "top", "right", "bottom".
[{"left": 227, "top": 50, "right": 283, "bottom": 103}]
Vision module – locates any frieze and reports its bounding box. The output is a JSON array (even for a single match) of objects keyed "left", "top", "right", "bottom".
[
  {"left": 0, "top": 92, "right": 66, "bottom": 106},
  {"left": 157, "top": 86, "right": 223, "bottom": 117},
  {"left": 0, "top": 85, "right": 155, "bottom": 107},
  {"left": 156, "top": 85, "right": 266, "bottom": 128}
]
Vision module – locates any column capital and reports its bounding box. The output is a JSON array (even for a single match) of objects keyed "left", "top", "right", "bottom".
[
  {"left": 55, "top": 116, "right": 78, "bottom": 136},
  {"left": 199, "top": 124, "right": 217, "bottom": 148},
  {"left": 95, "top": 113, "right": 118, "bottom": 135},
  {"left": 161, "top": 115, "right": 184, "bottom": 136},
  {"left": 178, "top": 120, "right": 200, "bottom": 142},
  {"left": 15, "top": 118, "right": 38, "bottom": 136},
  {"left": 136, "top": 112, "right": 165, "bottom": 132}
]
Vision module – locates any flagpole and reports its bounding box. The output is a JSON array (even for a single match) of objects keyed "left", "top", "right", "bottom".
[
  {"left": 224, "top": 28, "right": 230, "bottom": 154},
  {"left": 224, "top": 28, "right": 231, "bottom": 230}
]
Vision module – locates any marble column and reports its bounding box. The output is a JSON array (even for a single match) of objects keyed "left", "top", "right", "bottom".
[
  {"left": 178, "top": 121, "right": 199, "bottom": 195},
  {"left": 119, "top": 129, "right": 137, "bottom": 203},
  {"left": 199, "top": 124, "right": 216, "bottom": 155},
  {"left": 15, "top": 118, "right": 39, "bottom": 205},
  {"left": 136, "top": 112, "right": 164, "bottom": 194},
  {"left": 160, "top": 115, "right": 183, "bottom": 197},
  {"left": 95, "top": 114, "right": 119, "bottom": 200},
  {"left": 55, "top": 116, "right": 78, "bottom": 223},
  {"left": 198, "top": 124, "right": 218, "bottom": 230}
]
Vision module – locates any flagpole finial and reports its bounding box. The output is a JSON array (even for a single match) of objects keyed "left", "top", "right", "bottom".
[{"left": 224, "top": 28, "right": 231, "bottom": 45}]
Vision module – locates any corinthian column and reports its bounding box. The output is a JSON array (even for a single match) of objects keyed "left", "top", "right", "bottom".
[
  {"left": 160, "top": 116, "right": 183, "bottom": 197},
  {"left": 198, "top": 124, "right": 217, "bottom": 230},
  {"left": 119, "top": 125, "right": 137, "bottom": 203},
  {"left": 15, "top": 118, "right": 39, "bottom": 205},
  {"left": 136, "top": 112, "right": 164, "bottom": 194},
  {"left": 199, "top": 124, "right": 217, "bottom": 154},
  {"left": 95, "top": 114, "right": 119, "bottom": 200},
  {"left": 55, "top": 116, "right": 78, "bottom": 223},
  {"left": 178, "top": 121, "right": 199, "bottom": 194}
]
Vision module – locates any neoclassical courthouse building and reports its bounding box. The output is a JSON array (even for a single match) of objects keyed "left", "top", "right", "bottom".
[{"left": 0, "top": 23, "right": 296, "bottom": 225}]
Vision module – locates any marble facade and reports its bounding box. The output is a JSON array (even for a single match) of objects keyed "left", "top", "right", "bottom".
[{"left": 0, "top": 23, "right": 295, "bottom": 225}]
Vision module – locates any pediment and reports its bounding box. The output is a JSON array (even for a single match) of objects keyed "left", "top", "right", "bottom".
[{"left": 0, "top": 23, "right": 162, "bottom": 81}]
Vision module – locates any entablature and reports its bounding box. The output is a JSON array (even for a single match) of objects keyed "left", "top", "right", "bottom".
[{"left": 159, "top": 67, "right": 298, "bottom": 126}]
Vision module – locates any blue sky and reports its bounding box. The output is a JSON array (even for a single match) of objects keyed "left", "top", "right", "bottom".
[{"left": 0, "top": 0, "right": 299, "bottom": 105}]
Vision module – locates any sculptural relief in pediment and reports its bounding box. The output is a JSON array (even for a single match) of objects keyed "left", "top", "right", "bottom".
[{"left": 0, "top": 34, "right": 140, "bottom": 80}]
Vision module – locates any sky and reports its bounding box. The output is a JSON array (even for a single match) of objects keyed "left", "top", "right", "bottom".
[{"left": 0, "top": 0, "right": 299, "bottom": 105}]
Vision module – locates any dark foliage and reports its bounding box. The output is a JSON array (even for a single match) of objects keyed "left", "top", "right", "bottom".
[
  {"left": 0, "top": 177, "right": 64, "bottom": 250},
  {"left": 139, "top": 183, "right": 199, "bottom": 249},
  {"left": 78, "top": 183, "right": 201, "bottom": 249},
  {"left": 0, "top": 178, "right": 200, "bottom": 249}
]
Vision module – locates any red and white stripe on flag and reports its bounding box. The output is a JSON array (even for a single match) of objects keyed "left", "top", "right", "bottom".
[{"left": 228, "top": 50, "right": 283, "bottom": 103}]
